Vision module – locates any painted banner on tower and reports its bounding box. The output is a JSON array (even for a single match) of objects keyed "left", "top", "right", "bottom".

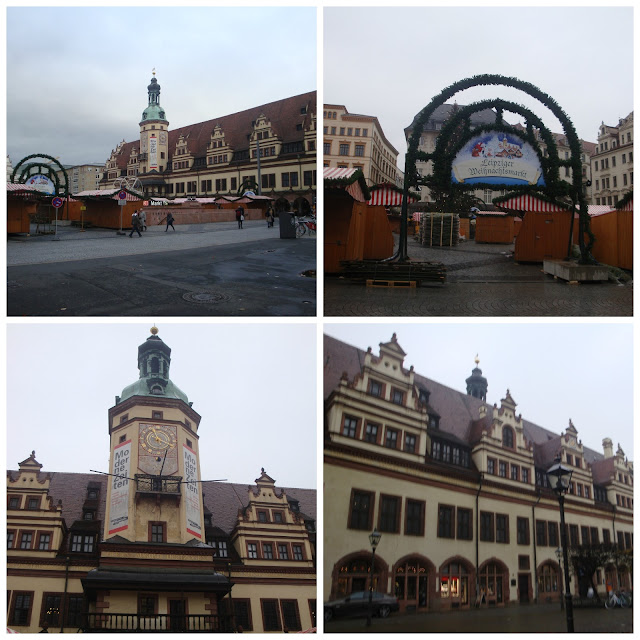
[
  {"left": 108, "top": 439, "right": 131, "bottom": 535},
  {"left": 183, "top": 444, "right": 202, "bottom": 539},
  {"left": 149, "top": 134, "right": 158, "bottom": 170}
]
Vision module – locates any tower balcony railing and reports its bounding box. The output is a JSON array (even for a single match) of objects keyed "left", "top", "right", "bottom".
[
  {"left": 135, "top": 474, "right": 182, "bottom": 495},
  {"left": 83, "top": 612, "right": 233, "bottom": 633}
]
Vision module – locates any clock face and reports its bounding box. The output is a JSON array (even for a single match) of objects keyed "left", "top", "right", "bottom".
[
  {"left": 138, "top": 424, "right": 179, "bottom": 475},
  {"left": 159, "top": 132, "right": 167, "bottom": 145}
]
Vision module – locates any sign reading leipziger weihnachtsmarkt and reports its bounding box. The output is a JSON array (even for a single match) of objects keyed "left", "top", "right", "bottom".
[
  {"left": 108, "top": 439, "right": 132, "bottom": 535},
  {"left": 183, "top": 444, "right": 202, "bottom": 539},
  {"left": 451, "top": 132, "right": 545, "bottom": 187}
]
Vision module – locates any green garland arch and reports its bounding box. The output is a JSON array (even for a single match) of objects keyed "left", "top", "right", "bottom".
[
  {"left": 401, "top": 74, "right": 595, "bottom": 264},
  {"left": 11, "top": 153, "right": 70, "bottom": 198}
]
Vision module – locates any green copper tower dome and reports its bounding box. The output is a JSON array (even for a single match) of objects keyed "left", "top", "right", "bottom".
[
  {"left": 118, "top": 327, "right": 189, "bottom": 405},
  {"left": 140, "top": 70, "right": 168, "bottom": 124}
]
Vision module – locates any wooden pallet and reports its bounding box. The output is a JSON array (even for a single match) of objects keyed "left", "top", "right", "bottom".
[
  {"left": 340, "top": 259, "right": 446, "bottom": 285},
  {"left": 366, "top": 279, "right": 416, "bottom": 288}
]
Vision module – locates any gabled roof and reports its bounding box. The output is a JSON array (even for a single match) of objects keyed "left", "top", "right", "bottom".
[
  {"left": 109, "top": 91, "right": 316, "bottom": 171},
  {"left": 324, "top": 334, "right": 605, "bottom": 467}
]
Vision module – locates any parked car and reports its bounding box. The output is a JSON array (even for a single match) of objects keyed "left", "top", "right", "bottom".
[{"left": 324, "top": 591, "right": 399, "bottom": 621}]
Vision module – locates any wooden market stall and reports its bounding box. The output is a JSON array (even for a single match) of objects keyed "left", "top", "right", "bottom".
[
  {"left": 495, "top": 194, "right": 574, "bottom": 262},
  {"left": 587, "top": 201, "right": 633, "bottom": 270},
  {"left": 474, "top": 210, "right": 517, "bottom": 244},
  {"left": 73, "top": 189, "right": 145, "bottom": 229},
  {"left": 324, "top": 168, "right": 373, "bottom": 273}
]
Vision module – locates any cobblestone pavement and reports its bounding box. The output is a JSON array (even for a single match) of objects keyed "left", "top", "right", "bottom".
[
  {"left": 7, "top": 221, "right": 317, "bottom": 316},
  {"left": 324, "top": 602, "right": 633, "bottom": 633},
  {"left": 324, "top": 236, "right": 633, "bottom": 317}
]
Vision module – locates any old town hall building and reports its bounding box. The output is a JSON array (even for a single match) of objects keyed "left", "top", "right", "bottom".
[
  {"left": 99, "top": 73, "right": 317, "bottom": 213},
  {"left": 8, "top": 329, "right": 316, "bottom": 633},
  {"left": 324, "top": 334, "right": 632, "bottom": 614}
]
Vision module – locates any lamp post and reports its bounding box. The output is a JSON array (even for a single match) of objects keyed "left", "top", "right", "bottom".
[
  {"left": 554, "top": 547, "right": 565, "bottom": 611},
  {"left": 547, "top": 458, "right": 574, "bottom": 632},
  {"left": 366, "top": 529, "right": 381, "bottom": 627}
]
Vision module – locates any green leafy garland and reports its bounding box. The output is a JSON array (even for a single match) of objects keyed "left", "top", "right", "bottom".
[
  {"left": 324, "top": 168, "right": 371, "bottom": 201},
  {"left": 402, "top": 74, "right": 595, "bottom": 263}
]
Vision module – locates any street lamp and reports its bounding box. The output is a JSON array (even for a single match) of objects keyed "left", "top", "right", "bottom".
[
  {"left": 366, "top": 529, "right": 381, "bottom": 627},
  {"left": 554, "top": 547, "right": 565, "bottom": 611},
  {"left": 547, "top": 458, "right": 574, "bottom": 632}
]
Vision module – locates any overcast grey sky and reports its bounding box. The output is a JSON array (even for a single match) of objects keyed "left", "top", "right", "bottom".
[
  {"left": 7, "top": 323, "right": 317, "bottom": 489},
  {"left": 324, "top": 322, "right": 633, "bottom": 460},
  {"left": 7, "top": 6, "right": 316, "bottom": 166},
  {"left": 324, "top": 6, "right": 633, "bottom": 167}
]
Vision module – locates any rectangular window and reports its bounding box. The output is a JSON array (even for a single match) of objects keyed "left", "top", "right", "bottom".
[
  {"left": 323, "top": 142, "right": 332, "bottom": 155},
  {"left": 499, "top": 461, "right": 507, "bottom": 478},
  {"left": 457, "top": 507, "right": 472, "bottom": 540},
  {"left": 66, "top": 596, "right": 84, "bottom": 628},
  {"left": 20, "top": 532, "right": 33, "bottom": 549},
  {"left": 379, "top": 495, "right": 400, "bottom": 533},
  {"left": 233, "top": 600, "right": 253, "bottom": 632},
  {"left": 391, "top": 388, "right": 405, "bottom": 405},
  {"left": 590, "top": 527, "right": 599, "bottom": 545},
  {"left": 261, "top": 599, "right": 281, "bottom": 632},
  {"left": 9, "top": 496, "right": 20, "bottom": 509},
  {"left": 432, "top": 441, "right": 442, "bottom": 460},
  {"left": 521, "top": 468, "right": 529, "bottom": 484},
  {"left": 516, "top": 517, "right": 530, "bottom": 545},
  {"left": 263, "top": 543, "right": 273, "bottom": 559},
  {"left": 487, "top": 458, "right": 496, "bottom": 475},
  {"left": 364, "top": 423, "right": 379, "bottom": 444},
  {"left": 38, "top": 533, "right": 51, "bottom": 550},
  {"left": 405, "top": 499, "right": 425, "bottom": 536},
  {"left": 548, "top": 522, "right": 558, "bottom": 548},
  {"left": 355, "top": 144, "right": 365, "bottom": 157},
  {"left": 339, "top": 144, "right": 349, "bottom": 156},
  {"left": 511, "top": 465, "right": 519, "bottom": 481},
  {"left": 8, "top": 531, "right": 15, "bottom": 549},
  {"left": 496, "top": 514, "right": 509, "bottom": 543},
  {"left": 281, "top": 600, "right": 302, "bottom": 632},
  {"left": 11, "top": 592, "right": 33, "bottom": 626},
  {"left": 385, "top": 429, "right": 398, "bottom": 449},
  {"left": 150, "top": 523, "right": 165, "bottom": 543},
  {"left": 404, "top": 434, "right": 416, "bottom": 453},
  {"left": 480, "top": 512, "right": 494, "bottom": 542},
  {"left": 368, "top": 379, "right": 383, "bottom": 397},
  {"left": 27, "top": 498, "right": 39, "bottom": 510},
  {"left": 278, "top": 543, "right": 289, "bottom": 560},
  {"left": 602, "top": 529, "right": 611, "bottom": 544},
  {"left": 536, "top": 520, "right": 547, "bottom": 546},
  {"left": 438, "top": 505, "right": 454, "bottom": 539},
  {"left": 247, "top": 543, "right": 258, "bottom": 559},
  {"left": 212, "top": 540, "right": 228, "bottom": 558},
  {"left": 342, "top": 416, "right": 358, "bottom": 438},
  {"left": 292, "top": 545, "right": 303, "bottom": 560},
  {"left": 349, "top": 489, "right": 373, "bottom": 530},
  {"left": 569, "top": 525, "right": 579, "bottom": 547},
  {"left": 139, "top": 595, "right": 158, "bottom": 616},
  {"left": 442, "top": 443, "right": 451, "bottom": 463}
]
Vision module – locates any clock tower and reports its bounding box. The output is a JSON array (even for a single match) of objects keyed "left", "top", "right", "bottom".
[
  {"left": 104, "top": 327, "right": 204, "bottom": 545},
  {"left": 139, "top": 70, "right": 169, "bottom": 174}
]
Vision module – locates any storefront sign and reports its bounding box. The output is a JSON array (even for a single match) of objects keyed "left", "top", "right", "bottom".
[
  {"left": 183, "top": 444, "right": 202, "bottom": 539},
  {"left": 108, "top": 439, "right": 132, "bottom": 534},
  {"left": 452, "top": 132, "right": 545, "bottom": 187}
]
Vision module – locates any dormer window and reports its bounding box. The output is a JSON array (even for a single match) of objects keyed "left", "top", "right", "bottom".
[
  {"left": 502, "top": 426, "right": 514, "bottom": 449},
  {"left": 418, "top": 388, "right": 430, "bottom": 405},
  {"left": 368, "top": 379, "right": 383, "bottom": 398},
  {"left": 428, "top": 414, "right": 439, "bottom": 429}
]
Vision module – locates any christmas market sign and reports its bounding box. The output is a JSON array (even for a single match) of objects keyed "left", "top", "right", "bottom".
[{"left": 451, "top": 132, "right": 545, "bottom": 187}]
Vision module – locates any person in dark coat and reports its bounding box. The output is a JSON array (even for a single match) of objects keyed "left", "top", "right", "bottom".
[
  {"left": 236, "top": 206, "right": 245, "bottom": 229},
  {"left": 165, "top": 212, "right": 175, "bottom": 231},
  {"left": 129, "top": 213, "right": 142, "bottom": 237}
]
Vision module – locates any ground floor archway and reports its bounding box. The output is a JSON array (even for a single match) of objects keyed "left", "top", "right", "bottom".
[
  {"left": 330, "top": 551, "right": 390, "bottom": 601},
  {"left": 537, "top": 560, "right": 561, "bottom": 603},
  {"left": 478, "top": 558, "right": 510, "bottom": 606},
  {"left": 437, "top": 556, "right": 475, "bottom": 610},
  {"left": 392, "top": 555, "right": 435, "bottom": 613}
]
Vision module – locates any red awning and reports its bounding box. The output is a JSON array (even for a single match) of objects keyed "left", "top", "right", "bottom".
[
  {"left": 323, "top": 167, "right": 367, "bottom": 202},
  {"left": 496, "top": 194, "right": 571, "bottom": 212},
  {"left": 367, "top": 184, "right": 415, "bottom": 206}
]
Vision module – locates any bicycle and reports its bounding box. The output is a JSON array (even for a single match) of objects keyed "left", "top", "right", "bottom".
[
  {"left": 291, "top": 214, "right": 316, "bottom": 238},
  {"left": 604, "top": 590, "right": 630, "bottom": 609}
]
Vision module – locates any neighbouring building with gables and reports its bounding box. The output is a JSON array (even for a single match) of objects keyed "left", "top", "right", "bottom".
[
  {"left": 8, "top": 329, "right": 316, "bottom": 633},
  {"left": 99, "top": 72, "right": 317, "bottom": 214},
  {"left": 323, "top": 334, "right": 632, "bottom": 615}
]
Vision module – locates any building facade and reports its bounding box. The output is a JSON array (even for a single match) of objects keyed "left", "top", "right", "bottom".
[
  {"left": 100, "top": 73, "right": 317, "bottom": 213},
  {"left": 591, "top": 112, "right": 634, "bottom": 206},
  {"left": 54, "top": 163, "right": 104, "bottom": 194},
  {"left": 324, "top": 334, "right": 633, "bottom": 614},
  {"left": 8, "top": 329, "right": 316, "bottom": 633},
  {"left": 405, "top": 104, "right": 597, "bottom": 205},
  {"left": 323, "top": 104, "right": 400, "bottom": 187}
]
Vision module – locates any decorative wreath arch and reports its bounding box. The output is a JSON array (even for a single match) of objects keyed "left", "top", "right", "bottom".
[
  {"left": 11, "top": 153, "right": 70, "bottom": 198},
  {"left": 401, "top": 75, "right": 594, "bottom": 264}
]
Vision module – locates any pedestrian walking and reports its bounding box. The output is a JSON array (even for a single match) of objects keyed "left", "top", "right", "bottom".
[
  {"left": 129, "top": 213, "right": 142, "bottom": 238},
  {"left": 165, "top": 212, "right": 175, "bottom": 232},
  {"left": 266, "top": 205, "right": 274, "bottom": 228},
  {"left": 236, "top": 206, "right": 245, "bottom": 229},
  {"left": 139, "top": 209, "right": 147, "bottom": 231}
]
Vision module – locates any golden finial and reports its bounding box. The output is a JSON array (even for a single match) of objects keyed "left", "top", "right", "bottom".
[
  {"left": 475, "top": 354, "right": 480, "bottom": 366},
  {"left": 150, "top": 326, "right": 158, "bottom": 335},
  {"left": 152, "top": 67, "right": 156, "bottom": 76}
]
